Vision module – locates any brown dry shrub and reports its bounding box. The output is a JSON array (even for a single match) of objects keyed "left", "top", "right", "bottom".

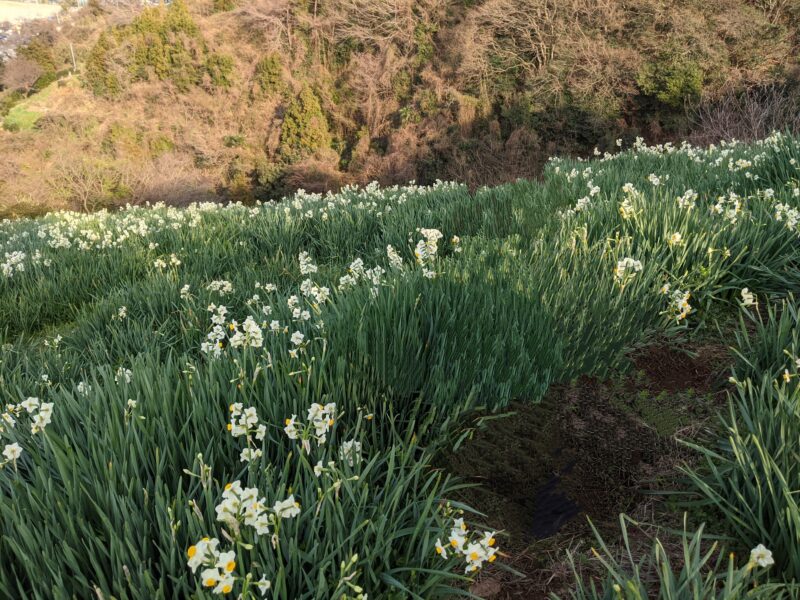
[
  {"left": 1, "top": 58, "right": 43, "bottom": 93},
  {"left": 282, "top": 148, "right": 346, "bottom": 193},
  {"left": 133, "top": 153, "right": 218, "bottom": 206},
  {"left": 349, "top": 126, "right": 424, "bottom": 187}
]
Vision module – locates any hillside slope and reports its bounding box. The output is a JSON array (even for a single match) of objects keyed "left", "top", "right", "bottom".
[
  {"left": 0, "top": 0, "right": 799, "bottom": 217},
  {"left": 0, "top": 133, "right": 799, "bottom": 598}
]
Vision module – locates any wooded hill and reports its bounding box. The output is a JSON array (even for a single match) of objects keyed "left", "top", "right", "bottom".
[{"left": 0, "top": 0, "right": 799, "bottom": 216}]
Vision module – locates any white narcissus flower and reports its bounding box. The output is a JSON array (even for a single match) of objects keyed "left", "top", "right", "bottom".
[
  {"left": 273, "top": 495, "right": 301, "bottom": 519},
  {"left": 667, "top": 232, "right": 683, "bottom": 247},
  {"left": 215, "top": 550, "right": 236, "bottom": 574},
  {"left": 749, "top": 544, "right": 774, "bottom": 568},
  {"left": 339, "top": 440, "right": 362, "bottom": 467},
  {"left": 256, "top": 576, "right": 271, "bottom": 595},
  {"left": 240, "top": 448, "right": 262, "bottom": 462},
  {"left": 3, "top": 443, "right": 22, "bottom": 462},
  {"left": 435, "top": 538, "right": 447, "bottom": 559},
  {"left": 20, "top": 397, "right": 40, "bottom": 413},
  {"left": 463, "top": 542, "right": 488, "bottom": 573},
  {"left": 186, "top": 537, "right": 220, "bottom": 573},
  {"left": 213, "top": 574, "right": 235, "bottom": 595},
  {"left": 741, "top": 288, "right": 755, "bottom": 306},
  {"left": 283, "top": 415, "right": 298, "bottom": 439}
]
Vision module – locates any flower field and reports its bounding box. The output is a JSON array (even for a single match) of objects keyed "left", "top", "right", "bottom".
[{"left": 1, "top": 133, "right": 800, "bottom": 599}]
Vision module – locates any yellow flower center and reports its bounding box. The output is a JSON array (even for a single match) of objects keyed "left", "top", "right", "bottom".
[
  {"left": 488, "top": 538, "right": 495, "bottom": 546},
  {"left": 470, "top": 552, "right": 479, "bottom": 561},
  {"left": 202, "top": 537, "right": 209, "bottom": 542},
  {"left": 227, "top": 423, "right": 233, "bottom": 431},
  {"left": 204, "top": 578, "right": 217, "bottom": 587},
  {"left": 224, "top": 483, "right": 232, "bottom": 491},
  {"left": 229, "top": 404, "right": 234, "bottom": 412},
  {"left": 488, "top": 554, "right": 497, "bottom": 563},
  {"left": 187, "top": 546, "right": 197, "bottom": 558},
  {"left": 225, "top": 561, "right": 235, "bottom": 573},
  {"left": 450, "top": 540, "right": 458, "bottom": 547},
  {"left": 222, "top": 585, "right": 232, "bottom": 594},
  {"left": 285, "top": 418, "right": 291, "bottom": 426},
  {"left": 436, "top": 546, "right": 442, "bottom": 554}
]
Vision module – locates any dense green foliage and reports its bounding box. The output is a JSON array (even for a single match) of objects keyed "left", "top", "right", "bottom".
[
  {"left": 279, "top": 86, "right": 333, "bottom": 163},
  {"left": 82, "top": 0, "right": 232, "bottom": 94},
  {"left": 84, "top": 32, "right": 122, "bottom": 98},
  {"left": 0, "top": 134, "right": 799, "bottom": 598},
  {"left": 253, "top": 54, "right": 283, "bottom": 96}
]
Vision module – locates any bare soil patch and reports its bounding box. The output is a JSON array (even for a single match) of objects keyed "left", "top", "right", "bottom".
[{"left": 441, "top": 342, "right": 731, "bottom": 598}]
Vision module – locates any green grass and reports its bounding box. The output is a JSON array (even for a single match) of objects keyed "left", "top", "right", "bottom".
[
  {"left": 1, "top": 82, "right": 60, "bottom": 131},
  {"left": 2, "top": 105, "right": 41, "bottom": 131},
  {"left": 0, "top": 133, "right": 799, "bottom": 598}
]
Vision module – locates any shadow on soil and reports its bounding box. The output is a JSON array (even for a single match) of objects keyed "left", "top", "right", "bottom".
[{"left": 440, "top": 342, "right": 730, "bottom": 598}]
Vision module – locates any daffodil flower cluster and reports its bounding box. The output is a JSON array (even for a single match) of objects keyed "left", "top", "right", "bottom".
[
  {"left": 667, "top": 232, "right": 684, "bottom": 247},
  {"left": 201, "top": 304, "right": 229, "bottom": 357},
  {"left": 338, "top": 439, "right": 362, "bottom": 467},
  {"left": 212, "top": 480, "right": 300, "bottom": 541},
  {"left": 774, "top": 202, "right": 799, "bottom": 235},
  {"left": 201, "top": 306, "right": 267, "bottom": 357},
  {"left": 283, "top": 402, "right": 336, "bottom": 454},
  {"left": 386, "top": 245, "right": 404, "bottom": 270},
  {"left": 186, "top": 537, "right": 238, "bottom": 595},
  {"left": 299, "top": 277, "right": 331, "bottom": 307},
  {"left": 613, "top": 257, "right": 643, "bottom": 285},
  {"left": 1, "top": 250, "right": 26, "bottom": 277},
  {"left": 215, "top": 481, "right": 271, "bottom": 536},
  {"left": 413, "top": 228, "right": 444, "bottom": 279},
  {"left": 660, "top": 285, "right": 692, "bottom": 322},
  {"left": 1, "top": 397, "right": 53, "bottom": 470},
  {"left": 299, "top": 251, "right": 318, "bottom": 275},
  {"left": 676, "top": 189, "right": 698, "bottom": 210},
  {"left": 338, "top": 258, "right": 387, "bottom": 293},
  {"left": 1, "top": 397, "right": 54, "bottom": 435},
  {"left": 207, "top": 280, "right": 234, "bottom": 296},
  {"left": 154, "top": 253, "right": 181, "bottom": 270},
  {"left": 711, "top": 192, "right": 745, "bottom": 224},
  {"left": 229, "top": 317, "right": 265, "bottom": 350},
  {"left": 618, "top": 183, "right": 643, "bottom": 220},
  {"left": 227, "top": 403, "right": 267, "bottom": 463},
  {"left": 115, "top": 367, "right": 133, "bottom": 384},
  {"left": 434, "top": 517, "right": 499, "bottom": 574}
]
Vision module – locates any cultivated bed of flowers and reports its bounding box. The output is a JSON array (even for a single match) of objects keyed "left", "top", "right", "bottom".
[{"left": 0, "top": 133, "right": 799, "bottom": 598}]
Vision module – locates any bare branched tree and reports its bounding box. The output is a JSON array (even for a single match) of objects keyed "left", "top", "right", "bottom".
[
  {"left": 1, "top": 57, "right": 42, "bottom": 93},
  {"left": 689, "top": 83, "right": 800, "bottom": 145}
]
